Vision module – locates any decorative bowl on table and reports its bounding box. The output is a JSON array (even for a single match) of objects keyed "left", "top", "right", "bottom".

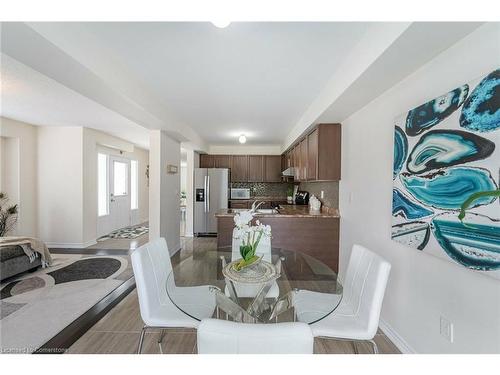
[{"left": 222, "top": 258, "right": 279, "bottom": 284}]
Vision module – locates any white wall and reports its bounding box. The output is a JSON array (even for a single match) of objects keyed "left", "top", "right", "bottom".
[
  {"left": 37, "top": 126, "right": 84, "bottom": 246},
  {"left": 184, "top": 149, "right": 195, "bottom": 237},
  {"left": 2, "top": 121, "right": 149, "bottom": 247},
  {"left": 0, "top": 137, "right": 19, "bottom": 235},
  {"left": 149, "top": 130, "right": 181, "bottom": 254},
  {"left": 339, "top": 23, "right": 500, "bottom": 354},
  {"left": 0, "top": 117, "right": 38, "bottom": 237}
]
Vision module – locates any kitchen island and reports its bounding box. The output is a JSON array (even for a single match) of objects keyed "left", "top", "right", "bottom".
[{"left": 215, "top": 205, "right": 340, "bottom": 272}]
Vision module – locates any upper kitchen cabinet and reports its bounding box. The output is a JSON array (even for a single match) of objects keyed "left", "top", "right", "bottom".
[
  {"left": 264, "top": 155, "right": 282, "bottom": 182},
  {"left": 310, "top": 123, "right": 341, "bottom": 181},
  {"left": 200, "top": 154, "right": 215, "bottom": 168},
  {"left": 299, "top": 137, "right": 308, "bottom": 181},
  {"left": 248, "top": 155, "right": 264, "bottom": 182},
  {"left": 307, "top": 127, "right": 318, "bottom": 180},
  {"left": 231, "top": 155, "right": 249, "bottom": 182},
  {"left": 214, "top": 155, "right": 231, "bottom": 169},
  {"left": 284, "top": 123, "right": 341, "bottom": 181}
]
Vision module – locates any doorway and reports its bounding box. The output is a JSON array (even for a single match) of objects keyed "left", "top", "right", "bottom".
[{"left": 97, "top": 153, "right": 131, "bottom": 237}]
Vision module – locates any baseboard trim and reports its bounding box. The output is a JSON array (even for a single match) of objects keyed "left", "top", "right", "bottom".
[
  {"left": 379, "top": 318, "right": 417, "bottom": 354},
  {"left": 170, "top": 244, "right": 181, "bottom": 256},
  {"left": 46, "top": 240, "right": 97, "bottom": 249}
]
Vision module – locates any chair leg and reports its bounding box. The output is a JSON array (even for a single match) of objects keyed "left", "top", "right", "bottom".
[
  {"left": 158, "top": 329, "right": 166, "bottom": 354},
  {"left": 368, "top": 339, "right": 379, "bottom": 354},
  {"left": 137, "top": 326, "right": 147, "bottom": 354}
]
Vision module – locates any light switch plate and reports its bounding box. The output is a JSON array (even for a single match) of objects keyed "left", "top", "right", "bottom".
[{"left": 321, "top": 191, "right": 324, "bottom": 199}]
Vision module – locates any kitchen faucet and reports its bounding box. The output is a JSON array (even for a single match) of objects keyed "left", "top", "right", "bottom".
[{"left": 251, "top": 200, "right": 265, "bottom": 212}]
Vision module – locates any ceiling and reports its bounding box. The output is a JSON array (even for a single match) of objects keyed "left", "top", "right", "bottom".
[
  {"left": 1, "top": 22, "right": 371, "bottom": 148},
  {"left": 1, "top": 53, "right": 150, "bottom": 148},
  {"left": 0, "top": 22, "right": 484, "bottom": 150}
]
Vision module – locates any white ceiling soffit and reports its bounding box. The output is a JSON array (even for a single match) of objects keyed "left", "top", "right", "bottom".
[
  {"left": 1, "top": 53, "right": 150, "bottom": 149},
  {"left": 317, "top": 22, "right": 484, "bottom": 124},
  {"left": 1, "top": 22, "right": 207, "bottom": 151},
  {"left": 283, "top": 22, "right": 483, "bottom": 150},
  {"left": 23, "top": 22, "right": 371, "bottom": 147}
]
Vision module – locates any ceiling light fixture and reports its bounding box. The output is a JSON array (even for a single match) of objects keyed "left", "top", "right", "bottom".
[
  {"left": 238, "top": 134, "right": 247, "bottom": 144},
  {"left": 212, "top": 20, "right": 231, "bottom": 28}
]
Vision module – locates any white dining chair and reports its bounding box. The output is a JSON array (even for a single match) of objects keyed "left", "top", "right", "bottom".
[
  {"left": 197, "top": 318, "right": 314, "bottom": 354},
  {"left": 131, "top": 237, "right": 216, "bottom": 354},
  {"left": 294, "top": 244, "right": 391, "bottom": 354},
  {"left": 227, "top": 227, "right": 280, "bottom": 299}
]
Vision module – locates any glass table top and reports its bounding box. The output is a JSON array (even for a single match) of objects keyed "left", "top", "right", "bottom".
[{"left": 166, "top": 247, "right": 343, "bottom": 324}]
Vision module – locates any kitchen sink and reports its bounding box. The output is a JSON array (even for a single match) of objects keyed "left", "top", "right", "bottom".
[{"left": 255, "top": 208, "right": 279, "bottom": 214}]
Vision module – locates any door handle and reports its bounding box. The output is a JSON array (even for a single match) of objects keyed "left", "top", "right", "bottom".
[
  {"left": 207, "top": 175, "right": 210, "bottom": 212},
  {"left": 204, "top": 175, "right": 208, "bottom": 213}
]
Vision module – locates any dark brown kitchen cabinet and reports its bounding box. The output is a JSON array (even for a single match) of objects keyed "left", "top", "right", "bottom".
[
  {"left": 282, "top": 123, "right": 341, "bottom": 181},
  {"left": 214, "top": 155, "right": 231, "bottom": 169},
  {"left": 248, "top": 155, "right": 264, "bottom": 182},
  {"left": 317, "top": 123, "right": 341, "bottom": 180},
  {"left": 229, "top": 201, "right": 249, "bottom": 209},
  {"left": 293, "top": 144, "right": 300, "bottom": 181},
  {"left": 300, "top": 138, "right": 308, "bottom": 181},
  {"left": 231, "top": 155, "right": 249, "bottom": 182},
  {"left": 307, "top": 128, "right": 318, "bottom": 180},
  {"left": 200, "top": 154, "right": 215, "bottom": 168},
  {"left": 264, "top": 155, "right": 282, "bottom": 182}
]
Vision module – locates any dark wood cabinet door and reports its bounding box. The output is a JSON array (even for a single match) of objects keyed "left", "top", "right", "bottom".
[
  {"left": 248, "top": 155, "right": 264, "bottom": 182},
  {"left": 214, "top": 155, "right": 231, "bottom": 169},
  {"left": 230, "top": 201, "right": 249, "bottom": 209},
  {"left": 230, "top": 155, "right": 249, "bottom": 182},
  {"left": 264, "top": 155, "right": 282, "bottom": 182},
  {"left": 317, "top": 123, "right": 341, "bottom": 180},
  {"left": 293, "top": 145, "right": 300, "bottom": 181},
  {"left": 200, "top": 154, "right": 215, "bottom": 168},
  {"left": 307, "top": 128, "right": 318, "bottom": 180},
  {"left": 300, "top": 138, "right": 308, "bottom": 181}
]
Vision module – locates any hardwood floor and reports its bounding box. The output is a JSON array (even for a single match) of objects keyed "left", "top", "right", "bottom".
[{"left": 66, "top": 237, "right": 400, "bottom": 354}]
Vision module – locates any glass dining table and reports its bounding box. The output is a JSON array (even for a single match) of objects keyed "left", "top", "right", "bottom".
[{"left": 166, "top": 246, "right": 343, "bottom": 324}]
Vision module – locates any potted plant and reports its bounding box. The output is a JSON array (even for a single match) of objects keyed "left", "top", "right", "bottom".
[
  {"left": 287, "top": 185, "right": 294, "bottom": 204},
  {"left": 0, "top": 192, "right": 18, "bottom": 236},
  {"left": 232, "top": 210, "right": 272, "bottom": 271}
]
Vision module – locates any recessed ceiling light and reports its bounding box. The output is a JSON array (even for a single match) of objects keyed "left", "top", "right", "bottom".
[
  {"left": 238, "top": 134, "right": 247, "bottom": 144},
  {"left": 212, "top": 20, "right": 231, "bottom": 28}
]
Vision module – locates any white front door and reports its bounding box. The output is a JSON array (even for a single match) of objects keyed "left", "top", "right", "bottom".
[{"left": 109, "top": 156, "right": 131, "bottom": 231}]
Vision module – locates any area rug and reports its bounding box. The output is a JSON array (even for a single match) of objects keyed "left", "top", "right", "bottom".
[
  {"left": 97, "top": 225, "right": 149, "bottom": 241},
  {"left": 0, "top": 253, "right": 133, "bottom": 353}
]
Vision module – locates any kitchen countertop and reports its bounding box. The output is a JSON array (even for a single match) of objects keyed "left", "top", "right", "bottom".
[
  {"left": 229, "top": 196, "right": 288, "bottom": 201},
  {"left": 216, "top": 204, "right": 340, "bottom": 218}
]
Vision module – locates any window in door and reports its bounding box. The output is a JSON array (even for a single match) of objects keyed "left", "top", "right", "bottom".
[
  {"left": 113, "top": 160, "right": 128, "bottom": 196},
  {"left": 131, "top": 160, "right": 138, "bottom": 210},
  {"left": 98, "top": 153, "right": 108, "bottom": 216}
]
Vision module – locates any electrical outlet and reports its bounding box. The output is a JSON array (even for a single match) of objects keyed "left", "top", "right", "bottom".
[
  {"left": 320, "top": 190, "right": 324, "bottom": 199},
  {"left": 349, "top": 192, "right": 354, "bottom": 203},
  {"left": 440, "top": 316, "right": 454, "bottom": 343}
]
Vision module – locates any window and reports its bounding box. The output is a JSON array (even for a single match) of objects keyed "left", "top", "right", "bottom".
[
  {"left": 98, "top": 153, "right": 108, "bottom": 216},
  {"left": 131, "top": 160, "right": 138, "bottom": 210},
  {"left": 113, "top": 161, "right": 128, "bottom": 196}
]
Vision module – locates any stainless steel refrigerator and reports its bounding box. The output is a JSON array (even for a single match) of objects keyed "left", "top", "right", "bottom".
[{"left": 194, "top": 168, "right": 229, "bottom": 235}]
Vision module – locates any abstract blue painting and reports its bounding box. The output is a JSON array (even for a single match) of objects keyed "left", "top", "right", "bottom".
[{"left": 392, "top": 69, "right": 500, "bottom": 279}]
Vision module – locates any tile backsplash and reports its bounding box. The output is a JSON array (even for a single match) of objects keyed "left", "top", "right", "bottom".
[
  {"left": 298, "top": 181, "right": 339, "bottom": 208},
  {"left": 231, "top": 182, "right": 292, "bottom": 198}
]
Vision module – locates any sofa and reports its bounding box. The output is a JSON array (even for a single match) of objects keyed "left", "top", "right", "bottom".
[{"left": 1, "top": 245, "right": 41, "bottom": 282}]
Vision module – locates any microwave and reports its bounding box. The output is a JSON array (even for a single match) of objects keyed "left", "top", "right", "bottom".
[{"left": 231, "top": 188, "right": 251, "bottom": 200}]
